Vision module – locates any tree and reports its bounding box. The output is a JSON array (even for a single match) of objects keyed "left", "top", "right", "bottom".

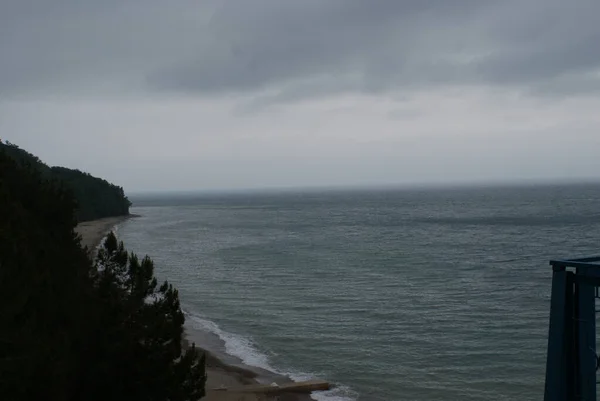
[
  {"left": 0, "top": 147, "right": 94, "bottom": 400},
  {"left": 88, "top": 232, "right": 207, "bottom": 401},
  {"left": 0, "top": 148, "right": 206, "bottom": 401}
]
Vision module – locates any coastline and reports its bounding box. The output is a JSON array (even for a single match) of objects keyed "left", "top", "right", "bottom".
[
  {"left": 75, "top": 214, "right": 137, "bottom": 252},
  {"left": 75, "top": 215, "right": 313, "bottom": 401}
]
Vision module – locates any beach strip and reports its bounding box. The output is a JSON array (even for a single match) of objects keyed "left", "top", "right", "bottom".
[{"left": 75, "top": 215, "right": 134, "bottom": 251}]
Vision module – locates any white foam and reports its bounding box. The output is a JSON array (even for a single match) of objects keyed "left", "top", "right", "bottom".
[
  {"left": 186, "top": 312, "right": 357, "bottom": 401},
  {"left": 187, "top": 313, "right": 278, "bottom": 372},
  {"left": 309, "top": 386, "right": 359, "bottom": 401},
  {"left": 285, "top": 371, "right": 358, "bottom": 401}
]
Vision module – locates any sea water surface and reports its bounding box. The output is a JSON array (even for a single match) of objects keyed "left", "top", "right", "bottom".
[{"left": 117, "top": 184, "right": 600, "bottom": 401}]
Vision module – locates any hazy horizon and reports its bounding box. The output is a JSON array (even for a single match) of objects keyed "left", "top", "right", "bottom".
[
  {"left": 2, "top": 1, "right": 600, "bottom": 192},
  {"left": 127, "top": 178, "right": 600, "bottom": 199}
]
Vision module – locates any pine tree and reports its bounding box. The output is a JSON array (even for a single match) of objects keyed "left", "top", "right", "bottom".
[{"left": 91, "top": 232, "right": 207, "bottom": 401}]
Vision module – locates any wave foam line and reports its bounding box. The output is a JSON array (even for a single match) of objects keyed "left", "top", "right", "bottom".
[{"left": 186, "top": 312, "right": 357, "bottom": 401}]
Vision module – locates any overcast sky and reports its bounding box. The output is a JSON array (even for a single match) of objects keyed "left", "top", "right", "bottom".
[{"left": 2, "top": 0, "right": 600, "bottom": 192}]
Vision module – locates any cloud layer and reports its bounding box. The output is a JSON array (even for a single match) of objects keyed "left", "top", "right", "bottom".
[
  {"left": 2, "top": 1, "right": 600, "bottom": 191},
  {"left": 2, "top": 0, "right": 600, "bottom": 100}
]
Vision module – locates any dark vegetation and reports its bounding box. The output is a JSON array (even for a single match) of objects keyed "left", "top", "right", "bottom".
[
  {"left": 0, "top": 140, "right": 131, "bottom": 221},
  {"left": 0, "top": 147, "right": 206, "bottom": 400}
]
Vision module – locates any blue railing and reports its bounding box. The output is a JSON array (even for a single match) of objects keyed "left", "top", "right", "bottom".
[{"left": 545, "top": 256, "right": 600, "bottom": 401}]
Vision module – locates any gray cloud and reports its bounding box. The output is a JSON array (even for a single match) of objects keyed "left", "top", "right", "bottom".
[{"left": 1, "top": 0, "right": 600, "bottom": 100}]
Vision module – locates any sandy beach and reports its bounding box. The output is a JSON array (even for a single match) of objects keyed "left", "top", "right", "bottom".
[
  {"left": 76, "top": 216, "right": 313, "bottom": 401},
  {"left": 75, "top": 215, "right": 135, "bottom": 251}
]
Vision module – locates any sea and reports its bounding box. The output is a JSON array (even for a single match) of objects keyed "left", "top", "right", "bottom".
[{"left": 116, "top": 183, "right": 600, "bottom": 401}]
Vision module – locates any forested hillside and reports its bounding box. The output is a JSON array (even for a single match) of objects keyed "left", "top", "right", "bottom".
[
  {"left": 0, "top": 140, "right": 130, "bottom": 221},
  {"left": 0, "top": 144, "right": 206, "bottom": 401}
]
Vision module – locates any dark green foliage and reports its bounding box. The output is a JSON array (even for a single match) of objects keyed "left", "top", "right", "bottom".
[
  {"left": 90, "top": 232, "right": 207, "bottom": 401},
  {"left": 0, "top": 148, "right": 206, "bottom": 401},
  {"left": 0, "top": 140, "right": 51, "bottom": 175},
  {"left": 0, "top": 148, "right": 95, "bottom": 400},
  {"left": 0, "top": 141, "right": 131, "bottom": 221},
  {"left": 51, "top": 166, "right": 131, "bottom": 221}
]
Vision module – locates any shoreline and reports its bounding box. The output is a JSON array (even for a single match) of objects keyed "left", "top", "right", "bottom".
[
  {"left": 75, "top": 214, "right": 138, "bottom": 252},
  {"left": 75, "top": 215, "right": 314, "bottom": 401},
  {"left": 184, "top": 323, "right": 313, "bottom": 401}
]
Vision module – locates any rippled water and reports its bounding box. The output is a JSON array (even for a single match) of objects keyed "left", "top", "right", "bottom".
[{"left": 117, "top": 184, "right": 600, "bottom": 400}]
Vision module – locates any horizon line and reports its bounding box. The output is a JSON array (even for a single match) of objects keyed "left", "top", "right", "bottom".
[{"left": 126, "top": 177, "right": 600, "bottom": 197}]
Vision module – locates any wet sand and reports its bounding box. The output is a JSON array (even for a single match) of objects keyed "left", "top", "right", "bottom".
[
  {"left": 76, "top": 216, "right": 314, "bottom": 401},
  {"left": 75, "top": 215, "right": 135, "bottom": 251},
  {"left": 197, "top": 346, "right": 312, "bottom": 401}
]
